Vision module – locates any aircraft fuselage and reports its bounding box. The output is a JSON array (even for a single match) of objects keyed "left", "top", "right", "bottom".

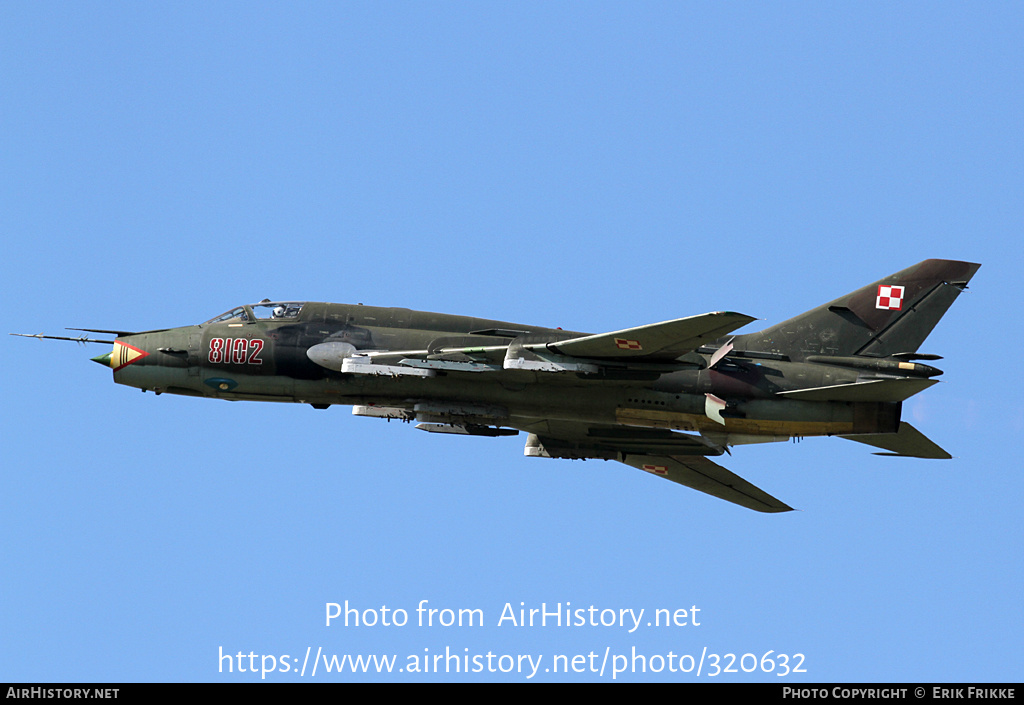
[{"left": 109, "top": 301, "right": 903, "bottom": 440}]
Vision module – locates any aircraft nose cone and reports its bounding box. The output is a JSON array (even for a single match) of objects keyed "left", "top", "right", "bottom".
[{"left": 91, "top": 340, "right": 150, "bottom": 371}]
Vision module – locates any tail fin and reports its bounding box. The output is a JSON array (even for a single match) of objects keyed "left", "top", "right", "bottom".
[{"left": 735, "top": 259, "right": 981, "bottom": 360}]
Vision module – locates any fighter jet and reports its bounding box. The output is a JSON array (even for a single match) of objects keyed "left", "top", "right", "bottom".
[{"left": 15, "top": 259, "right": 979, "bottom": 512}]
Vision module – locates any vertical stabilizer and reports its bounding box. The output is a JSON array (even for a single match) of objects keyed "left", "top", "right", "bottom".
[{"left": 735, "top": 259, "right": 980, "bottom": 360}]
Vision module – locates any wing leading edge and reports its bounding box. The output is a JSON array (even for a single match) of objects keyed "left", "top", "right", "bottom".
[
  {"left": 540, "top": 311, "right": 756, "bottom": 361},
  {"left": 322, "top": 311, "right": 758, "bottom": 377}
]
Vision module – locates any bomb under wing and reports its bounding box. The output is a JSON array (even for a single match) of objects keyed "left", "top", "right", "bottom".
[{"left": 14, "top": 259, "right": 980, "bottom": 513}]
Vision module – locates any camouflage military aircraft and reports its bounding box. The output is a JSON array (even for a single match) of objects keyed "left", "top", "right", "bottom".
[{"left": 15, "top": 259, "right": 979, "bottom": 512}]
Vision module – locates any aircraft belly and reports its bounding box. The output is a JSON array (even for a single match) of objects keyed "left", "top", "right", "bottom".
[
  {"left": 116, "top": 364, "right": 301, "bottom": 400},
  {"left": 299, "top": 374, "right": 626, "bottom": 425},
  {"left": 118, "top": 358, "right": 901, "bottom": 441},
  {"left": 280, "top": 368, "right": 895, "bottom": 438},
  {"left": 614, "top": 397, "right": 894, "bottom": 437},
  {"left": 615, "top": 407, "right": 855, "bottom": 436},
  {"left": 114, "top": 365, "right": 200, "bottom": 395}
]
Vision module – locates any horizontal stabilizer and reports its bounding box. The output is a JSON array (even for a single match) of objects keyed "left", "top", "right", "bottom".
[
  {"left": 543, "top": 311, "right": 756, "bottom": 362},
  {"left": 778, "top": 378, "right": 938, "bottom": 402},
  {"left": 839, "top": 422, "right": 951, "bottom": 459}
]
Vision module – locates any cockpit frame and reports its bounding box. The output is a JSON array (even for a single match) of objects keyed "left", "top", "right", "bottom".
[{"left": 202, "top": 302, "right": 306, "bottom": 326}]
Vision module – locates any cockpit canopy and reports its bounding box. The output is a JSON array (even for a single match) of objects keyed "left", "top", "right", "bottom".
[{"left": 203, "top": 302, "right": 306, "bottom": 325}]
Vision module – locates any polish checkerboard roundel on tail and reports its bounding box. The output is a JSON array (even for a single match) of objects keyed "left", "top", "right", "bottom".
[{"left": 876, "top": 285, "right": 905, "bottom": 311}]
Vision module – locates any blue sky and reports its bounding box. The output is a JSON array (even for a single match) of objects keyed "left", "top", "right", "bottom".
[{"left": 2, "top": 2, "right": 1021, "bottom": 682}]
